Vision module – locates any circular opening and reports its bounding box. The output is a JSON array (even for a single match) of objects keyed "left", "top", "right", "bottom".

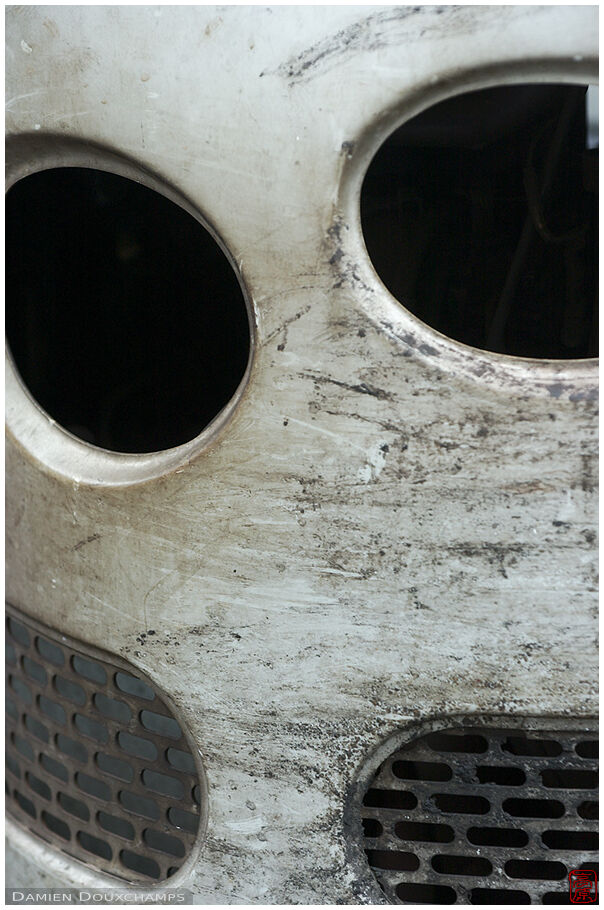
[
  {"left": 6, "top": 167, "right": 251, "bottom": 454},
  {"left": 361, "top": 83, "right": 598, "bottom": 359}
]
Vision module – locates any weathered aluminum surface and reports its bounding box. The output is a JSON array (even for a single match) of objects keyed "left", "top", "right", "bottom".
[
  {"left": 358, "top": 725, "right": 598, "bottom": 904},
  {"left": 5, "top": 605, "right": 204, "bottom": 884},
  {"left": 5, "top": 5, "right": 598, "bottom": 902}
]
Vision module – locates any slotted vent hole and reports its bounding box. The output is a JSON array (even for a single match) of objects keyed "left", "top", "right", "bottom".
[
  {"left": 40, "top": 754, "right": 68, "bottom": 783},
  {"left": 140, "top": 710, "right": 182, "bottom": 740},
  {"left": 5, "top": 606, "right": 204, "bottom": 883},
  {"left": 38, "top": 696, "right": 66, "bottom": 726},
  {"left": 433, "top": 793, "right": 490, "bottom": 815},
  {"left": 56, "top": 734, "right": 88, "bottom": 764},
  {"left": 58, "top": 792, "right": 90, "bottom": 822},
  {"left": 576, "top": 740, "right": 598, "bottom": 759},
  {"left": 366, "top": 850, "right": 419, "bottom": 872},
  {"left": 97, "top": 811, "right": 135, "bottom": 841},
  {"left": 503, "top": 798, "right": 565, "bottom": 818},
  {"left": 470, "top": 888, "right": 530, "bottom": 904},
  {"left": 166, "top": 748, "right": 196, "bottom": 775},
  {"left": 395, "top": 883, "right": 456, "bottom": 904},
  {"left": 143, "top": 828, "right": 186, "bottom": 859},
  {"left": 22, "top": 657, "right": 47, "bottom": 686},
  {"left": 118, "top": 731, "right": 158, "bottom": 761},
  {"left": 95, "top": 752, "right": 134, "bottom": 783},
  {"left": 78, "top": 831, "right": 112, "bottom": 861},
  {"left": 395, "top": 821, "right": 454, "bottom": 844},
  {"left": 71, "top": 655, "right": 107, "bottom": 686},
  {"left": 119, "top": 789, "right": 160, "bottom": 821},
  {"left": 392, "top": 759, "right": 452, "bottom": 781},
  {"left": 505, "top": 860, "right": 567, "bottom": 880},
  {"left": 502, "top": 736, "right": 562, "bottom": 757},
  {"left": 6, "top": 696, "right": 18, "bottom": 722},
  {"left": 42, "top": 811, "right": 70, "bottom": 841},
  {"left": 74, "top": 714, "right": 109, "bottom": 745},
  {"left": 25, "top": 715, "right": 49, "bottom": 744},
  {"left": 75, "top": 771, "right": 111, "bottom": 802},
  {"left": 431, "top": 854, "right": 493, "bottom": 877},
  {"left": 476, "top": 765, "right": 525, "bottom": 786},
  {"left": 54, "top": 676, "right": 86, "bottom": 706},
  {"left": 8, "top": 618, "right": 30, "bottom": 649},
  {"left": 120, "top": 850, "right": 161, "bottom": 881},
  {"left": 10, "top": 676, "right": 32, "bottom": 705},
  {"left": 15, "top": 789, "right": 37, "bottom": 818},
  {"left": 6, "top": 752, "right": 21, "bottom": 779},
  {"left": 541, "top": 768, "right": 598, "bottom": 789},
  {"left": 362, "top": 818, "right": 383, "bottom": 838},
  {"left": 36, "top": 637, "right": 64, "bottom": 667},
  {"left": 167, "top": 807, "right": 199, "bottom": 834},
  {"left": 26, "top": 771, "right": 51, "bottom": 801},
  {"left": 13, "top": 732, "right": 34, "bottom": 762},
  {"left": 115, "top": 673, "right": 155, "bottom": 701},
  {"left": 363, "top": 788, "right": 417, "bottom": 810},
  {"left": 359, "top": 726, "right": 598, "bottom": 904},
  {"left": 578, "top": 800, "right": 598, "bottom": 819},
  {"left": 467, "top": 826, "right": 528, "bottom": 848},
  {"left": 542, "top": 829, "right": 598, "bottom": 850},
  {"left": 93, "top": 693, "right": 131, "bottom": 724}
]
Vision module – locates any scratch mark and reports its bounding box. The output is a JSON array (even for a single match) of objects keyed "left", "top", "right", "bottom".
[
  {"left": 299, "top": 371, "right": 392, "bottom": 401},
  {"left": 265, "top": 304, "right": 312, "bottom": 344},
  {"left": 287, "top": 416, "right": 367, "bottom": 455},
  {"left": 87, "top": 593, "right": 138, "bottom": 622},
  {"left": 48, "top": 110, "right": 91, "bottom": 122},
  {"left": 6, "top": 89, "right": 45, "bottom": 110},
  {"left": 73, "top": 533, "right": 101, "bottom": 551}
]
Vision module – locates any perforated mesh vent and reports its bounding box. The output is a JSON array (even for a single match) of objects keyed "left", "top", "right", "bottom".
[
  {"left": 5, "top": 606, "right": 203, "bottom": 883},
  {"left": 360, "top": 726, "right": 598, "bottom": 904}
]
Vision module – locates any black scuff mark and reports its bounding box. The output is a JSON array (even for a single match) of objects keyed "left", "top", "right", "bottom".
[
  {"left": 261, "top": 5, "right": 532, "bottom": 86},
  {"left": 266, "top": 303, "right": 312, "bottom": 347},
  {"left": 73, "top": 533, "right": 101, "bottom": 551},
  {"left": 299, "top": 371, "right": 393, "bottom": 401},
  {"left": 261, "top": 7, "right": 436, "bottom": 84}
]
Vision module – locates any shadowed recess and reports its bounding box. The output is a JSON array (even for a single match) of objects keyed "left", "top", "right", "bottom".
[
  {"left": 361, "top": 83, "right": 598, "bottom": 358},
  {"left": 6, "top": 168, "right": 250, "bottom": 453}
]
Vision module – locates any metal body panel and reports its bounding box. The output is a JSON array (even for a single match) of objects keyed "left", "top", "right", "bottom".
[{"left": 5, "top": 5, "right": 598, "bottom": 902}]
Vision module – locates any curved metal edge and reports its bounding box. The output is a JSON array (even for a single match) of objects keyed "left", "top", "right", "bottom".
[
  {"left": 5, "top": 133, "right": 257, "bottom": 488},
  {"left": 342, "top": 712, "right": 599, "bottom": 905},
  {"left": 5, "top": 601, "right": 210, "bottom": 894},
  {"left": 334, "top": 58, "right": 599, "bottom": 401}
]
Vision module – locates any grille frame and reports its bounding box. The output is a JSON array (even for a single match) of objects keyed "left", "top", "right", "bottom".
[
  {"left": 346, "top": 717, "right": 598, "bottom": 905},
  {"left": 5, "top": 603, "right": 209, "bottom": 888}
]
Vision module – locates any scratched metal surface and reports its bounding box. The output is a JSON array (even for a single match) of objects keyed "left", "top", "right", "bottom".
[{"left": 5, "top": 5, "right": 598, "bottom": 903}]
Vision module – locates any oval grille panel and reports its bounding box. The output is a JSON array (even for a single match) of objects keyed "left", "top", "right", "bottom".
[
  {"left": 5, "top": 605, "right": 203, "bottom": 883},
  {"left": 360, "top": 726, "right": 598, "bottom": 904}
]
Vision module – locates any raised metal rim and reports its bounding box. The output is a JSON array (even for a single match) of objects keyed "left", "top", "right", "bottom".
[
  {"left": 5, "top": 133, "right": 257, "bottom": 487},
  {"left": 335, "top": 59, "right": 599, "bottom": 400}
]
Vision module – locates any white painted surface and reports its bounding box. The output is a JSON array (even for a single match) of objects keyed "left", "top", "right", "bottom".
[{"left": 5, "top": 5, "right": 598, "bottom": 903}]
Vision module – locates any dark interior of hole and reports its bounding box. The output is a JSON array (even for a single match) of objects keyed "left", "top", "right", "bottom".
[
  {"left": 6, "top": 168, "right": 250, "bottom": 453},
  {"left": 361, "top": 83, "right": 598, "bottom": 359}
]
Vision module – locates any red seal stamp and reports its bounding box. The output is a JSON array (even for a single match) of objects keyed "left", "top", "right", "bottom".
[{"left": 569, "top": 869, "right": 598, "bottom": 903}]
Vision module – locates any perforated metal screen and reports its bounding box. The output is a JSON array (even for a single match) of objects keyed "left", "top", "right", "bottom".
[
  {"left": 5, "top": 606, "right": 203, "bottom": 883},
  {"left": 360, "top": 726, "right": 598, "bottom": 904}
]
